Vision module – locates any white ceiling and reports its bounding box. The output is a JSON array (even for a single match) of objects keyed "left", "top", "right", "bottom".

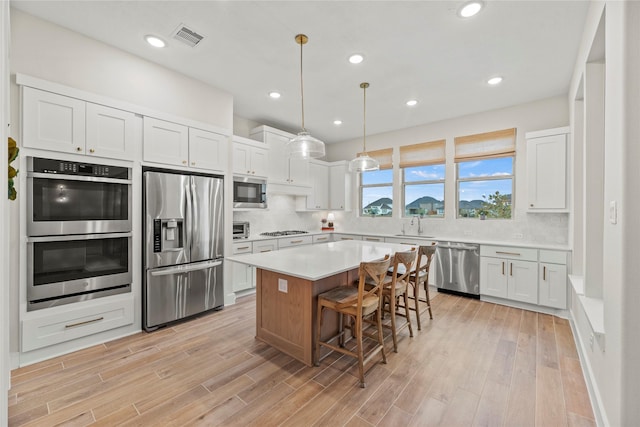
[{"left": 11, "top": 1, "right": 589, "bottom": 144}]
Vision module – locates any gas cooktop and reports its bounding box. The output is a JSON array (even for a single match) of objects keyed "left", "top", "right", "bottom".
[{"left": 260, "top": 230, "right": 309, "bottom": 237}]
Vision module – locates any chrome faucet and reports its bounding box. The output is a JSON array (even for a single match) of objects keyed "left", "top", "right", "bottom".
[{"left": 411, "top": 215, "right": 423, "bottom": 235}]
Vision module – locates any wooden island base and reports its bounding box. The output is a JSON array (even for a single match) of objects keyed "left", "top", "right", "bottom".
[{"left": 255, "top": 267, "right": 359, "bottom": 366}]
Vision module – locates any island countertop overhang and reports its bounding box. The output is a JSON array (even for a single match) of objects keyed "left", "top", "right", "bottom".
[{"left": 227, "top": 240, "right": 413, "bottom": 281}]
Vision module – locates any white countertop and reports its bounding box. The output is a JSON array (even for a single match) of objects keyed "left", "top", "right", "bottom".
[
  {"left": 227, "top": 240, "right": 413, "bottom": 281},
  {"left": 233, "top": 231, "right": 570, "bottom": 251}
]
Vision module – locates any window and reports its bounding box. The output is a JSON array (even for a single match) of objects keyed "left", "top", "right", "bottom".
[
  {"left": 400, "top": 140, "right": 446, "bottom": 217},
  {"left": 455, "top": 128, "right": 516, "bottom": 219},
  {"left": 359, "top": 148, "right": 393, "bottom": 217}
]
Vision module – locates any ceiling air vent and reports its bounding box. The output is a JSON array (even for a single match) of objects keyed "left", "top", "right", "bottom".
[{"left": 172, "top": 24, "right": 204, "bottom": 47}]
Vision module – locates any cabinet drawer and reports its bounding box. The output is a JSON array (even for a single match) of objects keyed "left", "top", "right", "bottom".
[
  {"left": 539, "top": 249, "right": 567, "bottom": 264},
  {"left": 333, "top": 234, "right": 362, "bottom": 241},
  {"left": 21, "top": 297, "right": 134, "bottom": 352},
  {"left": 313, "top": 234, "right": 331, "bottom": 244},
  {"left": 253, "top": 239, "right": 278, "bottom": 253},
  {"left": 362, "top": 235, "right": 385, "bottom": 243},
  {"left": 480, "top": 245, "right": 538, "bottom": 262},
  {"left": 232, "top": 242, "right": 253, "bottom": 254},
  {"left": 278, "top": 235, "right": 313, "bottom": 249}
]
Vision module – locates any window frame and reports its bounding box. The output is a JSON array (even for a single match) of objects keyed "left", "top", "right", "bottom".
[
  {"left": 359, "top": 169, "right": 394, "bottom": 217},
  {"left": 455, "top": 157, "right": 515, "bottom": 219},
  {"left": 401, "top": 164, "right": 446, "bottom": 218}
]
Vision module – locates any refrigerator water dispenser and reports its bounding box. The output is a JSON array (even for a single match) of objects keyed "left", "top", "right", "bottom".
[{"left": 153, "top": 218, "right": 184, "bottom": 252}]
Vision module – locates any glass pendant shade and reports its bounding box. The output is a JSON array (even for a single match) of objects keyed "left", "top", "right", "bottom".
[
  {"left": 288, "top": 34, "right": 325, "bottom": 159},
  {"left": 349, "top": 153, "right": 379, "bottom": 172},
  {"left": 287, "top": 131, "right": 325, "bottom": 159}
]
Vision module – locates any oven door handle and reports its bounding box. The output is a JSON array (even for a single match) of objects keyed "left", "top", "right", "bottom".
[
  {"left": 27, "top": 232, "right": 132, "bottom": 243},
  {"left": 28, "top": 172, "right": 132, "bottom": 185},
  {"left": 149, "top": 260, "right": 223, "bottom": 276}
]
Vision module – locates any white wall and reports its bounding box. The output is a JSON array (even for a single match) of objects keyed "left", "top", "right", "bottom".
[
  {"left": 325, "top": 95, "right": 570, "bottom": 245},
  {"left": 567, "top": 1, "right": 640, "bottom": 425},
  {"left": 8, "top": 10, "right": 235, "bottom": 363},
  {"left": 1, "top": 2, "right": 10, "bottom": 424}
]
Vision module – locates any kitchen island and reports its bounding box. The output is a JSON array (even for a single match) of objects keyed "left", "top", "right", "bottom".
[{"left": 227, "top": 240, "right": 412, "bottom": 366}]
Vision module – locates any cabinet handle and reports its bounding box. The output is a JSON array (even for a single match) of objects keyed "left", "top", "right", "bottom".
[
  {"left": 252, "top": 171, "right": 255, "bottom": 174},
  {"left": 65, "top": 317, "right": 104, "bottom": 329},
  {"left": 182, "top": 160, "right": 187, "bottom": 165},
  {"left": 191, "top": 162, "right": 195, "bottom": 166},
  {"left": 237, "top": 246, "right": 250, "bottom": 250},
  {"left": 530, "top": 203, "right": 534, "bottom": 207},
  {"left": 260, "top": 249, "right": 272, "bottom": 253},
  {"left": 76, "top": 147, "right": 82, "bottom": 152},
  {"left": 543, "top": 266, "right": 546, "bottom": 281},
  {"left": 247, "top": 170, "right": 251, "bottom": 174},
  {"left": 290, "top": 240, "right": 303, "bottom": 244},
  {"left": 89, "top": 148, "right": 95, "bottom": 153},
  {"left": 502, "top": 261, "right": 505, "bottom": 275},
  {"left": 496, "top": 251, "right": 521, "bottom": 256},
  {"left": 510, "top": 262, "right": 513, "bottom": 276}
]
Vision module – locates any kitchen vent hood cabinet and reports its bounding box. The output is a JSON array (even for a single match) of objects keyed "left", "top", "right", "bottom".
[
  {"left": 526, "top": 126, "right": 570, "bottom": 212},
  {"left": 250, "top": 125, "right": 311, "bottom": 195}
]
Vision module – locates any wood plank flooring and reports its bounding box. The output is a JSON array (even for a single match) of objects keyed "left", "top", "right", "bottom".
[{"left": 7, "top": 291, "right": 595, "bottom": 426}]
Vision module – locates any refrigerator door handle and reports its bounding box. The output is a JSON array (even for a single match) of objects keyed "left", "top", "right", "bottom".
[
  {"left": 150, "top": 260, "right": 223, "bottom": 276},
  {"left": 184, "top": 177, "right": 193, "bottom": 257}
]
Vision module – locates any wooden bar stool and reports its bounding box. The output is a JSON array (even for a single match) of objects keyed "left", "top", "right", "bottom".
[
  {"left": 314, "top": 255, "right": 391, "bottom": 388},
  {"left": 406, "top": 243, "right": 437, "bottom": 330},
  {"left": 376, "top": 249, "right": 417, "bottom": 352}
]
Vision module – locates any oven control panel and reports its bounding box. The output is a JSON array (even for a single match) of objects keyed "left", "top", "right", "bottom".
[{"left": 31, "top": 157, "right": 129, "bottom": 179}]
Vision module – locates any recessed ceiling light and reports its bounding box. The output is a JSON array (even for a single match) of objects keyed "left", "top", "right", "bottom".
[
  {"left": 145, "top": 35, "right": 166, "bottom": 48},
  {"left": 348, "top": 54, "right": 364, "bottom": 64},
  {"left": 406, "top": 99, "right": 418, "bottom": 107},
  {"left": 487, "top": 76, "right": 503, "bottom": 85},
  {"left": 268, "top": 91, "right": 281, "bottom": 99},
  {"left": 333, "top": 120, "right": 343, "bottom": 125},
  {"left": 458, "top": 1, "right": 483, "bottom": 18}
]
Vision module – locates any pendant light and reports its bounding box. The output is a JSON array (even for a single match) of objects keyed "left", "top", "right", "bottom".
[
  {"left": 349, "top": 82, "right": 379, "bottom": 172},
  {"left": 287, "top": 34, "right": 326, "bottom": 159}
]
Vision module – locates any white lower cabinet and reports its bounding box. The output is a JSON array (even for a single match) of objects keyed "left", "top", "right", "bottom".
[
  {"left": 538, "top": 250, "right": 568, "bottom": 309},
  {"left": 21, "top": 296, "right": 134, "bottom": 352},
  {"left": 231, "top": 241, "right": 254, "bottom": 293},
  {"left": 312, "top": 234, "right": 331, "bottom": 244},
  {"left": 332, "top": 233, "right": 362, "bottom": 241},
  {"left": 480, "top": 245, "right": 538, "bottom": 305},
  {"left": 278, "top": 235, "right": 313, "bottom": 249}
]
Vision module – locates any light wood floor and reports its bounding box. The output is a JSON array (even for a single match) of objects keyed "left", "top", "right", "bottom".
[{"left": 8, "top": 291, "right": 595, "bottom": 426}]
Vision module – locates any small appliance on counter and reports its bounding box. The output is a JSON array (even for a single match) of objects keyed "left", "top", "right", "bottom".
[{"left": 232, "top": 221, "right": 250, "bottom": 239}]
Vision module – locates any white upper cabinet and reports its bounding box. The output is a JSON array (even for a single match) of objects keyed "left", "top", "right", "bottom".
[
  {"left": 86, "top": 103, "right": 135, "bottom": 159},
  {"left": 250, "top": 125, "right": 310, "bottom": 188},
  {"left": 329, "top": 161, "right": 352, "bottom": 211},
  {"left": 526, "top": 127, "right": 569, "bottom": 211},
  {"left": 232, "top": 135, "right": 268, "bottom": 177},
  {"left": 22, "top": 87, "right": 136, "bottom": 161},
  {"left": 306, "top": 161, "right": 329, "bottom": 210},
  {"left": 143, "top": 117, "right": 189, "bottom": 167},
  {"left": 143, "top": 117, "right": 227, "bottom": 173},
  {"left": 189, "top": 128, "right": 227, "bottom": 172}
]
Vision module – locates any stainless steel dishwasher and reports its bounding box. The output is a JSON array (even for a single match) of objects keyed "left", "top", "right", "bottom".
[{"left": 434, "top": 241, "right": 480, "bottom": 298}]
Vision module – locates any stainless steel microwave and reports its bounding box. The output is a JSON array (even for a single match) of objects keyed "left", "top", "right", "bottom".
[{"left": 233, "top": 176, "right": 267, "bottom": 209}]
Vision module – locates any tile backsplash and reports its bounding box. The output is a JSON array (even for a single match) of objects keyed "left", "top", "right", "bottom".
[{"left": 234, "top": 194, "right": 569, "bottom": 245}]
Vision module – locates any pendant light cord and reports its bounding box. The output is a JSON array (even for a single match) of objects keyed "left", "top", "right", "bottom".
[
  {"left": 299, "top": 36, "right": 306, "bottom": 132},
  {"left": 361, "top": 82, "right": 369, "bottom": 154}
]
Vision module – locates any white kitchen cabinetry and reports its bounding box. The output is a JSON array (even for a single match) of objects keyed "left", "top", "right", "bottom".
[
  {"left": 306, "top": 161, "right": 329, "bottom": 210},
  {"left": 143, "top": 117, "right": 227, "bottom": 173},
  {"left": 232, "top": 135, "right": 268, "bottom": 177},
  {"left": 250, "top": 125, "right": 310, "bottom": 193},
  {"left": 526, "top": 127, "right": 569, "bottom": 211},
  {"left": 361, "top": 235, "right": 385, "bottom": 243},
  {"left": 332, "top": 234, "right": 363, "bottom": 241},
  {"left": 21, "top": 296, "right": 134, "bottom": 352},
  {"left": 22, "top": 87, "right": 135, "bottom": 161},
  {"left": 312, "top": 234, "right": 331, "bottom": 244},
  {"left": 329, "top": 161, "right": 352, "bottom": 211},
  {"left": 231, "top": 242, "right": 254, "bottom": 293},
  {"left": 253, "top": 239, "right": 278, "bottom": 254},
  {"left": 480, "top": 245, "right": 538, "bottom": 304},
  {"left": 278, "top": 235, "right": 313, "bottom": 249},
  {"left": 538, "top": 250, "right": 568, "bottom": 309}
]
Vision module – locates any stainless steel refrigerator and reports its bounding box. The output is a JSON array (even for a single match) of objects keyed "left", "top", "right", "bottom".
[{"left": 143, "top": 170, "right": 224, "bottom": 331}]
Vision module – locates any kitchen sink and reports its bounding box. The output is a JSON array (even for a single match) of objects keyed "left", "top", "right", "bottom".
[{"left": 394, "top": 234, "right": 435, "bottom": 238}]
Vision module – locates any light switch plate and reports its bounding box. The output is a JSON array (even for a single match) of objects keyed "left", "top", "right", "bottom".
[
  {"left": 609, "top": 201, "right": 617, "bottom": 224},
  {"left": 278, "top": 278, "right": 288, "bottom": 293}
]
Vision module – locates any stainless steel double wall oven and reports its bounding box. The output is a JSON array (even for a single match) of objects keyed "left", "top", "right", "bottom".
[{"left": 26, "top": 157, "right": 133, "bottom": 311}]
